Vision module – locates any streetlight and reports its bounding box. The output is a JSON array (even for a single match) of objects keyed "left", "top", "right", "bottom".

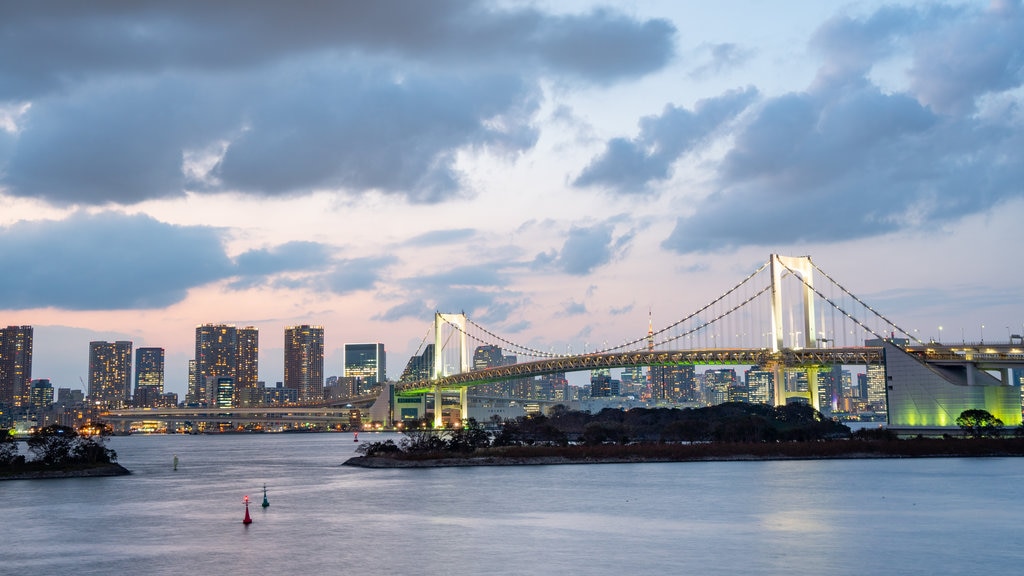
[
  {"left": 938, "top": 326, "right": 943, "bottom": 344},
  {"left": 980, "top": 324, "right": 985, "bottom": 344}
]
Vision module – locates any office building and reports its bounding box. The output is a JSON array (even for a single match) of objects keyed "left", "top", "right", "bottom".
[
  {"left": 0, "top": 325, "right": 33, "bottom": 408},
  {"left": 650, "top": 365, "right": 697, "bottom": 402},
  {"left": 134, "top": 347, "right": 165, "bottom": 408},
  {"left": 344, "top": 343, "right": 386, "bottom": 395},
  {"left": 745, "top": 367, "right": 774, "bottom": 405},
  {"left": 29, "top": 378, "right": 54, "bottom": 411},
  {"left": 703, "top": 368, "right": 738, "bottom": 405},
  {"left": 285, "top": 325, "right": 324, "bottom": 403},
  {"left": 400, "top": 344, "right": 433, "bottom": 383},
  {"left": 89, "top": 340, "right": 133, "bottom": 408}
]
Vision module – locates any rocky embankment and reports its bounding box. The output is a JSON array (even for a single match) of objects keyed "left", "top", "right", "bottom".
[
  {"left": 343, "top": 438, "right": 1024, "bottom": 468},
  {"left": 0, "top": 462, "right": 131, "bottom": 480}
]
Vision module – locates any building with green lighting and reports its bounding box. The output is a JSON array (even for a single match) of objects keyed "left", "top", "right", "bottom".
[{"left": 884, "top": 342, "right": 1022, "bottom": 433}]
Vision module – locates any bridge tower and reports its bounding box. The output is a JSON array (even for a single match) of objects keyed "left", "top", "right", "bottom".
[
  {"left": 769, "top": 254, "right": 821, "bottom": 410},
  {"left": 432, "top": 312, "right": 470, "bottom": 428}
]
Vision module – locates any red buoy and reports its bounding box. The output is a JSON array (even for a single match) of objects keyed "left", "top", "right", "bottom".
[{"left": 243, "top": 495, "right": 253, "bottom": 525}]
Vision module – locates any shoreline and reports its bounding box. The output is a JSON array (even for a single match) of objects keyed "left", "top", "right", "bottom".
[
  {"left": 0, "top": 462, "right": 131, "bottom": 481},
  {"left": 343, "top": 438, "right": 1024, "bottom": 468}
]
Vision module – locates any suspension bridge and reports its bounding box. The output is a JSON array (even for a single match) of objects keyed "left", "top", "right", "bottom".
[{"left": 396, "top": 254, "right": 1024, "bottom": 430}]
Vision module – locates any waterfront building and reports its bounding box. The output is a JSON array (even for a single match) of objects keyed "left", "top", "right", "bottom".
[
  {"left": 186, "top": 359, "right": 200, "bottom": 405},
  {"left": 57, "top": 388, "right": 85, "bottom": 405},
  {"left": 703, "top": 368, "right": 737, "bottom": 405},
  {"left": 215, "top": 377, "right": 234, "bottom": 409},
  {"left": 237, "top": 327, "right": 260, "bottom": 401},
  {"left": 285, "top": 325, "right": 325, "bottom": 403},
  {"left": 818, "top": 365, "right": 844, "bottom": 412},
  {"left": 650, "top": 365, "right": 697, "bottom": 402},
  {"left": 590, "top": 368, "right": 619, "bottom": 397},
  {"left": 866, "top": 363, "right": 887, "bottom": 413},
  {"left": 0, "top": 325, "right": 33, "bottom": 408},
  {"left": 29, "top": 378, "right": 54, "bottom": 411},
  {"left": 134, "top": 347, "right": 165, "bottom": 407},
  {"left": 344, "top": 343, "right": 386, "bottom": 395},
  {"left": 745, "top": 367, "right": 774, "bottom": 405},
  {"left": 265, "top": 382, "right": 298, "bottom": 405},
  {"left": 472, "top": 345, "right": 507, "bottom": 396},
  {"left": 399, "top": 344, "right": 433, "bottom": 383},
  {"left": 856, "top": 372, "right": 869, "bottom": 399},
  {"left": 194, "top": 324, "right": 259, "bottom": 407},
  {"left": 89, "top": 341, "right": 133, "bottom": 409}
]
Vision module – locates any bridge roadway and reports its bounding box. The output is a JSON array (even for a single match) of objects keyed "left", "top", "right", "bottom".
[
  {"left": 102, "top": 405, "right": 364, "bottom": 426},
  {"left": 398, "top": 347, "right": 884, "bottom": 394},
  {"left": 399, "top": 342, "right": 1024, "bottom": 395}
]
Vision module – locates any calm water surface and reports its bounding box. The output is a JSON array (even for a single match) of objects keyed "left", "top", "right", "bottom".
[{"left": 3, "top": 433, "right": 1024, "bottom": 575}]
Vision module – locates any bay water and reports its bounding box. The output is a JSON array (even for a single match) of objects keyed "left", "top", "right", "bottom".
[{"left": 3, "top": 433, "right": 1023, "bottom": 575}]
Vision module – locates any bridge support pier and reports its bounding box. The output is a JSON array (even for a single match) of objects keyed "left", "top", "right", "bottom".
[{"left": 433, "top": 386, "right": 443, "bottom": 429}]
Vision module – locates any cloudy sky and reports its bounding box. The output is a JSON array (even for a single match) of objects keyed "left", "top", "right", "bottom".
[{"left": 2, "top": 0, "right": 1022, "bottom": 397}]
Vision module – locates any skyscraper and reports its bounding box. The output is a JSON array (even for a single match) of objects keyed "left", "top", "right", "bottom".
[
  {"left": 703, "top": 368, "right": 737, "bottom": 405},
  {"left": 285, "top": 325, "right": 324, "bottom": 403},
  {"left": 89, "top": 341, "right": 133, "bottom": 408},
  {"left": 236, "top": 327, "right": 259, "bottom": 399},
  {"left": 0, "top": 325, "right": 33, "bottom": 408},
  {"left": 399, "top": 344, "right": 433, "bottom": 383},
  {"left": 344, "top": 343, "right": 386, "bottom": 395},
  {"left": 194, "top": 324, "right": 258, "bottom": 407},
  {"left": 134, "top": 347, "right": 165, "bottom": 408},
  {"left": 745, "top": 366, "right": 774, "bottom": 405}
]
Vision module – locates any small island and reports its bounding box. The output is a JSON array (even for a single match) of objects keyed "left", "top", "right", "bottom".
[
  {"left": 345, "top": 404, "right": 1024, "bottom": 468},
  {"left": 1, "top": 424, "right": 130, "bottom": 481}
]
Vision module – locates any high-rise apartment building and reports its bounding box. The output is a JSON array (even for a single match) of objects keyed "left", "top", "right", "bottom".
[
  {"left": 285, "top": 325, "right": 324, "bottom": 403},
  {"left": 134, "top": 347, "right": 165, "bottom": 408},
  {"left": 237, "top": 327, "right": 259, "bottom": 399},
  {"left": 89, "top": 340, "right": 133, "bottom": 408},
  {"left": 0, "top": 325, "right": 33, "bottom": 408},
  {"left": 344, "top": 343, "right": 386, "bottom": 395},
  {"left": 194, "top": 324, "right": 258, "bottom": 406}
]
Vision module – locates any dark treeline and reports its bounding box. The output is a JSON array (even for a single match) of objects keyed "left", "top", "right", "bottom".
[
  {"left": 495, "top": 402, "right": 851, "bottom": 446},
  {"left": 1, "top": 425, "right": 118, "bottom": 473},
  {"left": 358, "top": 403, "right": 856, "bottom": 458}
]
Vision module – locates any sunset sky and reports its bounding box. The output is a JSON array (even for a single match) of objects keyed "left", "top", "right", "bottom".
[{"left": 2, "top": 1, "right": 1022, "bottom": 397}]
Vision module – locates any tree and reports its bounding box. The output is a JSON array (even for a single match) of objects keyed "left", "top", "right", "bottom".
[
  {"left": 26, "top": 425, "right": 79, "bottom": 466},
  {"left": 0, "top": 428, "right": 21, "bottom": 466},
  {"left": 956, "top": 409, "right": 1004, "bottom": 438}
]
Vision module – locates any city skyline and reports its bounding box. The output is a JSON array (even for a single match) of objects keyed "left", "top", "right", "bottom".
[{"left": 2, "top": 1, "right": 1022, "bottom": 398}]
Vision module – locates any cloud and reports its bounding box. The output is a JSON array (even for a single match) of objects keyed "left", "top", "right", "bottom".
[
  {"left": 0, "top": 3, "right": 676, "bottom": 99},
  {"left": 381, "top": 263, "right": 523, "bottom": 325},
  {"left": 557, "top": 300, "right": 588, "bottom": 317},
  {"left": 235, "top": 241, "right": 333, "bottom": 277},
  {"left": 689, "top": 43, "right": 754, "bottom": 79},
  {"left": 400, "top": 228, "right": 478, "bottom": 247},
  {"left": 0, "top": 212, "right": 231, "bottom": 309},
  {"left": 662, "top": 4, "right": 1024, "bottom": 254},
  {"left": 322, "top": 256, "right": 398, "bottom": 294},
  {"left": 573, "top": 87, "right": 758, "bottom": 193},
  {"left": 0, "top": 2, "right": 675, "bottom": 206},
  {"left": 550, "top": 221, "right": 633, "bottom": 275},
  {"left": 375, "top": 299, "right": 432, "bottom": 323}
]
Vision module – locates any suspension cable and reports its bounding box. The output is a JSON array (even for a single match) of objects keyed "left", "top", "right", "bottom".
[{"left": 779, "top": 260, "right": 925, "bottom": 345}]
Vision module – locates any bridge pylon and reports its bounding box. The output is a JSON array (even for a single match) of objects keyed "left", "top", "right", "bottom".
[
  {"left": 769, "top": 254, "right": 820, "bottom": 410},
  {"left": 432, "top": 312, "right": 469, "bottom": 428}
]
